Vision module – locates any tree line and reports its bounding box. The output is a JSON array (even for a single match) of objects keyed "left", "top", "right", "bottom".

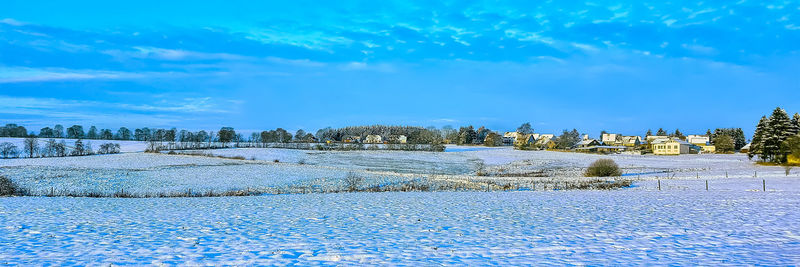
[{"left": 0, "top": 137, "right": 121, "bottom": 159}]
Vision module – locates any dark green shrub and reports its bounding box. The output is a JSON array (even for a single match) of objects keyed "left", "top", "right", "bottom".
[
  {"left": 585, "top": 159, "right": 622, "bottom": 177},
  {"left": 0, "top": 175, "right": 26, "bottom": 196}
]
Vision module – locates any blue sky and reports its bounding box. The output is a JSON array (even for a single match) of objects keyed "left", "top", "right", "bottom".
[{"left": 1, "top": 1, "right": 799, "bottom": 136}]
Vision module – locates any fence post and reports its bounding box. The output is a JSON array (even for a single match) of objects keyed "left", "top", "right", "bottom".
[
  {"left": 658, "top": 180, "right": 661, "bottom": 191},
  {"left": 754, "top": 171, "right": 757, "bottom": 178},
  {"left": 705, "top": 180, "right": 708, "bottom": 191},
  {"left": 763, "top": 179, "right": 766, "bottom": 191},
  {"left": 486, "top": 181, "right": 490, "bottom": 192},
  {"left": 726, "top": 171, "right": 728, "bottom": 178}
]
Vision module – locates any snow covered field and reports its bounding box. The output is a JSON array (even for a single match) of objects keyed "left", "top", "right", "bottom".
[
  {"left": 1, "top": 146, "right": 798, "bottom": 196},
  {"left": 2, "top": 190, "right": 799, "bottom": 265},
  {"left": 192, "top": 145, "right": 794, "bottom": 178},
  {"left": 2, "top": 145, "right": 800, "bottom": 264}
]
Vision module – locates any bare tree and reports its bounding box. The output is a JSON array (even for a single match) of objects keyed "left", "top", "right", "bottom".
[
  {"left": 0, "top": 142, "right": 19, "bottom": 158},
  {"left": 23, "top": 137, "right": 39, "bottom": 158}
]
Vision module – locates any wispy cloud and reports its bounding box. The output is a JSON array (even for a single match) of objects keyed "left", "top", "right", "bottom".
[
  {"left": 0, "top": 67, "right": 146, "bottom": 83},
  {"left": 0, "top": 18, "right": 26, "bottom": 26},
  {"left": 0, "top": 95, "right": 235, "bottom": 115}
]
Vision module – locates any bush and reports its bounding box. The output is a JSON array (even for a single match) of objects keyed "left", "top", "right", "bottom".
[
  {"left": 0, "top": 175, "right": 26, "bottom": 196},
  {"left": 343, "top": 172, "right": 363, "bottom": 192},
  {"left": 585, "top": 159, "right": 622, "bottom": 177}
]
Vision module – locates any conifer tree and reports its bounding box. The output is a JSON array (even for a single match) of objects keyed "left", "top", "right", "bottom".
[
  {"left": 749, "top": 116, "right": 769, "bottom": 160},
  {"left": 791, "top": 113, "right": 800, "bottom": 136},
  {"left": 763, "top": 107, "right": 794, "bottom": 163}
]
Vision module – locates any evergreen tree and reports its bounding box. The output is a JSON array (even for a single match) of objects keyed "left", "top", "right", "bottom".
[
  {"left": 749, "top": 116, "right": 769, "bottom": 160},
  {"left": 734, "top": 128, "right": 746, "bottom": 150},
  {"left": 706, "top": 129, "right": 713, "bottom": 143},
  {"left": 672, "top": 129, "right": 685, "bottom": 139},
  {"left": 458, "top": 126, "right": 476, "bottom": 145},
  {"left": 646, "top": 129, "right": 653, "bottom": 136},
  {"left": 791, "top": 113, "right": 800, "bottom": 136},
  {"left": 763, "top": 107, "right": 794, "bottom": 163},
  {"left": 656, "top": 128, "right": 667, "bottom": 136}
]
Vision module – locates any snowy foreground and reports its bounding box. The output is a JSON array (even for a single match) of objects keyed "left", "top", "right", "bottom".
[
  {"left": 2, "top": 146, "right": 800, "bottom": 264},
  {"left": 2, "top": 190, "right": 800, "bottom": 265}
]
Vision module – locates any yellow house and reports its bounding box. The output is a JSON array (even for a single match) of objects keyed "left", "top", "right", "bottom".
[{"left": 651, "top": 138, "right": 690, "bottom": 155}]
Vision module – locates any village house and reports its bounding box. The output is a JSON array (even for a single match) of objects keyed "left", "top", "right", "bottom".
[
  {"left": 575, "top": 139, "right": 602, "bottom": 148},
  {"left": 685, "top": 135, "right": 714, "bottom": 153},
  {"left": 651, "top": 138, "right": 691, "bottom": 155},
  {"left": 514, "top": 134, "right": 537, "bottom": 147},
  {"left": 529, "top": 135, "right": 555, "bottom": 149},
  {"left": 387, "top": 135, "right": 407, "bottom": 144},
  {"left": 364, "top": 134, "right": 382, "bottom": 144},
  {"left": 686, "top": 135, "right": 710, "bottom": 145},
  {"left": 503, "top": 132, "right": 522, "bottom": 145},
  {"left": 740, "top": 143, "right": 751, "bottom": 153},
  {"left": 538, "top": 134, "right": 554, "bottom": 140},
  {"left": 621, "top": 136, "right": 642, "bottom": 148},
  {"left": 646, "top": 135, "right": 670, "bottom": 143},
  {"left": 601, "top": 133, "right": 623, "bottom": 145}
]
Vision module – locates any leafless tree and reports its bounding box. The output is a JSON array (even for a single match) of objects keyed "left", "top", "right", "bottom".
[
  {"left": 0, "top": 142, "right": 19, "bottom": 158},
  {"left": 23, "top": 137, "right": 38, "bottom": 158}
]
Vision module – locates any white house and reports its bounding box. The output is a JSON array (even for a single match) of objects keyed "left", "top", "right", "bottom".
[
  {"left": 365, "top": 134, "right": 382, "bottom": 144},
  {"left": 686, "top": 135, "right": 710, "bottom": 145},
  {"left": 602, "top": 133, "right": 622, "bottom": 145}
]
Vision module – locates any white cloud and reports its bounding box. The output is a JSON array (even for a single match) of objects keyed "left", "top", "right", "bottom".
[{"left": 0, "top": 18, "right": 26, "bottom": 26}]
